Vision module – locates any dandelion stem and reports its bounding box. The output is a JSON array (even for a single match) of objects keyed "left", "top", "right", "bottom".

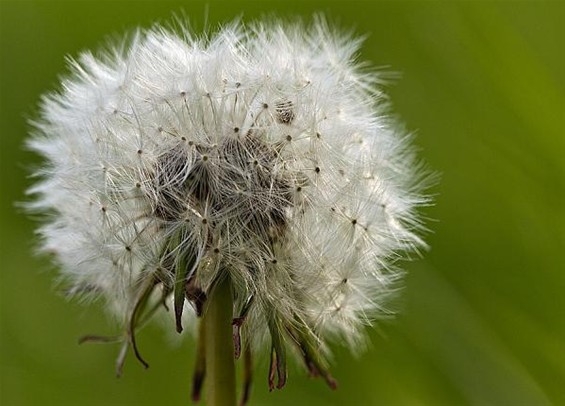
[{"left": 203, "top": 276, "right": 236, "bottom": 406}]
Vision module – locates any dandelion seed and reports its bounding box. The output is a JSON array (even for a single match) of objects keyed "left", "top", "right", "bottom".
[{"left": 27, "top": 17, "right": 431, "bottom": 405}]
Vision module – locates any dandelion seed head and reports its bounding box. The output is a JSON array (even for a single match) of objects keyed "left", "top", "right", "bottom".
[{"left": 27, "top": 17, "right": 431, "bottom": 387}]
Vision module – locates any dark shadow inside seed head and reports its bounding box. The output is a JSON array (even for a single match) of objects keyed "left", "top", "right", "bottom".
[
  {"left": 152, "top": 147, "right": 193, "bottom": 221},
  {"left": 214, "top": 133, "right": 292, "bottom": 242},
  {"left": 151, "top": 132, "right": 295, "bottom": 245}
]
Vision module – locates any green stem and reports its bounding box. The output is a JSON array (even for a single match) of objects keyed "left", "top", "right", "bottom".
[{"left": 203, "top": 276, "right": 236, "bottom": 406}]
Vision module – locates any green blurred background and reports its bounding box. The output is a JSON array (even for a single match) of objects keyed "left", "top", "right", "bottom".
[{"left": 1, "top": 1, "right": 563, "bottom": 405}]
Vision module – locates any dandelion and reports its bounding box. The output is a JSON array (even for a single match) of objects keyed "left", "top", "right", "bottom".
[{"left": 27, "top": 17, "right": 430, "bottom": 405}]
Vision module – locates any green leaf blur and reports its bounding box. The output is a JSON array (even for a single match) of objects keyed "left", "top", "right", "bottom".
[{"left": 1, "top": 1, "right": 563, "bottom": 405}]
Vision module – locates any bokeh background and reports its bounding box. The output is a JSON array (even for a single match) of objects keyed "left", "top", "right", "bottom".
[{"left": 1, "top": 1, "right": 563, "bottom": 405}]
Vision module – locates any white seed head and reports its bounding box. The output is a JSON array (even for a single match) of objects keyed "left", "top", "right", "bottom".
[{"left": 27, "top": 17, "right": 430, "bottom": 383}]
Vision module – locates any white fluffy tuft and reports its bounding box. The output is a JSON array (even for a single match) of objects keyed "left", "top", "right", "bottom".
[{"left": 28, "top": 18, "right": 430, "bottom": 358}]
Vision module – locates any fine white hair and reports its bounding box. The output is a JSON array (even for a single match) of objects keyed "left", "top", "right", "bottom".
[{"left": 28, "top": 17, "right": 431, "bottom": 384}]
